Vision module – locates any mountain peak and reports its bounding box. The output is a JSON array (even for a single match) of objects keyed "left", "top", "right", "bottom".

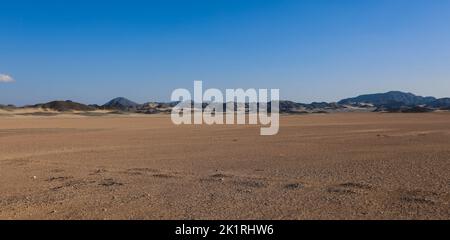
[{"left": 103, "top": 97, "right": 140, "bottom": 110}]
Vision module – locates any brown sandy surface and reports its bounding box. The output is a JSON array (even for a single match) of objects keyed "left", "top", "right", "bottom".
[{"left": 0, "top": 113, "right": 449, "bottom": 219}]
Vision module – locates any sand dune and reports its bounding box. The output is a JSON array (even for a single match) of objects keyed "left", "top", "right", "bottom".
[{"left": 0, "top": 113, "right": 449, "bottom": 219}]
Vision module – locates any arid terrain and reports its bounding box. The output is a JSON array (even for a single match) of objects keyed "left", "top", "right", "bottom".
[{"left": 0, "top": 112, "right": 449, "bottom": 219}]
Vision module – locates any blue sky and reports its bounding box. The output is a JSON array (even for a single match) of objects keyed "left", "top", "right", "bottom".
[{"left": 1, "top": 0, "right": 450, "bottom": 105}]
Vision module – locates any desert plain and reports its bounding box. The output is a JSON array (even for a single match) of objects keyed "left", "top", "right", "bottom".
[{"left": 0, "top": 111, "right": 449, "bottom": 219}]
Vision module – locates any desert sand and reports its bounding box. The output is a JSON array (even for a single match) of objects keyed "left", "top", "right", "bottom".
[{"left": 0, "top": 112, "right": 449, "bottom": 219}]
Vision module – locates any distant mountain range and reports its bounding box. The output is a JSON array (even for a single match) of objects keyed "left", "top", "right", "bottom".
[
  {"left": 338, "top": 91, "right": 450, "bottom": 112},
  {"left": 339, "top": 91, "right": 436, "bottom": 106},
  {"left": 1, "top": 91, "right": 450, "bottom": 113}
]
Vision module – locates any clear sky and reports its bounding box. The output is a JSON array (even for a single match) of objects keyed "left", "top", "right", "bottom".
[{"left": 1, "top": 0, "right": 450, "bottom": 105}]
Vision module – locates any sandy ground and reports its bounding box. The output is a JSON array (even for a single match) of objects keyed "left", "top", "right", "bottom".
[{"left": 0, "top": 112, "right": 449, "bottom": 220}]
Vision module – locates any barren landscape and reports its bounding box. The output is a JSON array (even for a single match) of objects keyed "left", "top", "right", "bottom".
[{"left": 0, "top": 112, "right": 449, "bottom": 219}]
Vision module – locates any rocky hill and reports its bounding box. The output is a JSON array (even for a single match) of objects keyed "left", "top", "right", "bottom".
[
  {"left": 102, "top": 97, "right": 140, "bottom": 111},
  {"left": 31, "top": 100, "right": 95, "bottom": 112}
]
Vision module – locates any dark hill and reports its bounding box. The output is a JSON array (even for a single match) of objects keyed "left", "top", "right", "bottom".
[
  {"left": 32, "top": 100, "right": 95, "bottom": 112},
  {"left": 0, "top": 104, "right": 16, "bottom": 110},
  {"left": 339, "top": 91, "right": 436, "bottom": 106},
  {"left": 102, "top": 97, "right": 140, "bottom": 111},
  {"left": 427, "top": 98, "right": 450, "bottom": 109}
]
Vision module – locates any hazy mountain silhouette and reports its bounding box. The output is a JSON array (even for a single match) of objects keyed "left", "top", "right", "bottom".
[
  {"left": 338, "top": 91, "right": 436, "bottom": 106},
  {"left": 427, "top": 98, "right": 450, "bottom": 109}
]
